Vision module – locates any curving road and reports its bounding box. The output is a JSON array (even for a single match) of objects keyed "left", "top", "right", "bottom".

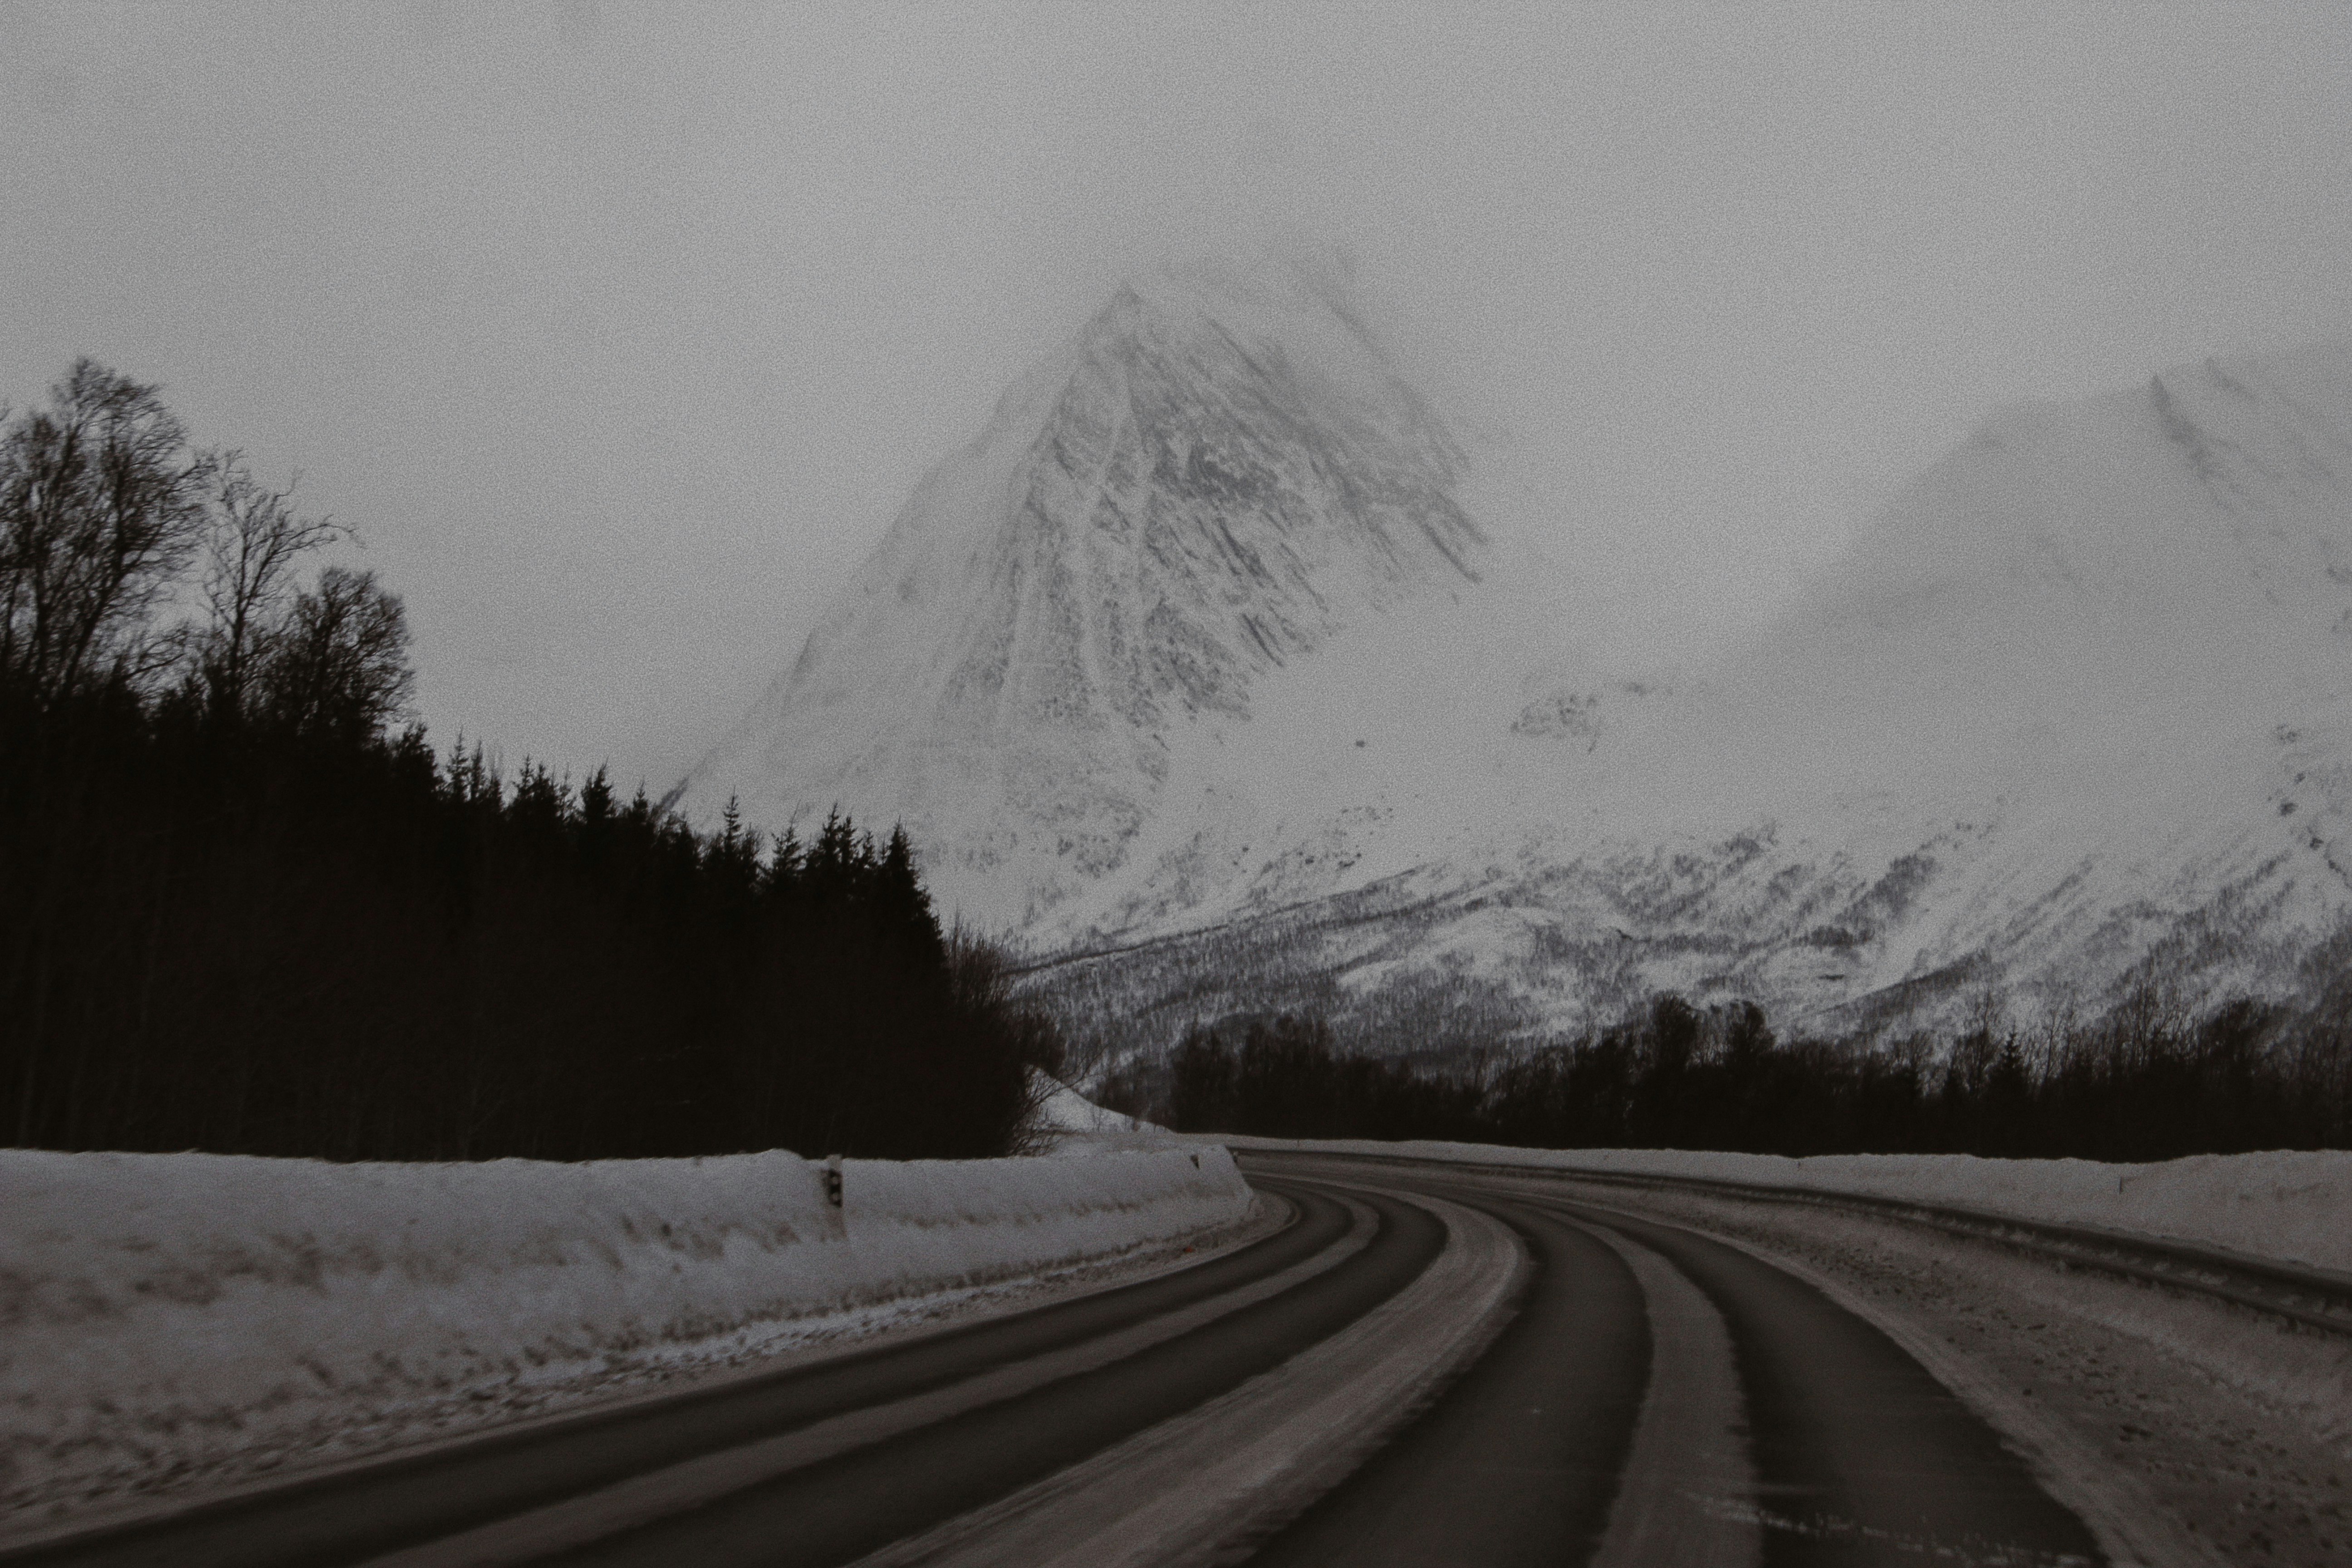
[
  {"left": 4, "top": 1153, "right": 2111, "bottom": 1568},
  {"left": 1249, "top": 1160, "right": 2105, "bottom": 1568}
]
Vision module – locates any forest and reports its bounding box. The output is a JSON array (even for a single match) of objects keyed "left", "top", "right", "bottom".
[
  {"left": 1117, "top": 981, "right": 2352, "bottom": 1161},
  {"left": 1, "top": 360, "right": 1052, "bottom": 1162}
]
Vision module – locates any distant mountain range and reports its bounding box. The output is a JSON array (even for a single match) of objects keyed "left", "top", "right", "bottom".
[{"left": 680, "top": 262, "right": 2352, "bottom": 1049}]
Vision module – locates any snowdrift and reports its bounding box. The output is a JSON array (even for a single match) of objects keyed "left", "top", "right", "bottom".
[
  {"left": 1225, "top": 1138, "right": 2352, "bottom": 1277},
  {"left": 1027, "top": 1068, "right": 1176, "bottom": 1155},
  {"left": 0, "top": 1145, "right": 1249, "bottom": 1517}
]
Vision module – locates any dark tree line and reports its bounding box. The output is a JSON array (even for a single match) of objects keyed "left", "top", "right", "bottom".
[
  {"left": 1143, "top": 986, "right": 2352, "bottom": 1161},
  {"left": 2, "top": 361, "right": 1046, "bottom": 1161},
  {"left": 1158, "top": 1013, "right": 1482, "bottom": 1143}
]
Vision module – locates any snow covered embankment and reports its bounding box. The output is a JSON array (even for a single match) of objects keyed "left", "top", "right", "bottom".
[
  {"left": 0, "top": 1146, "right": 1249, "bottom": 1519},
  {"left": 1226, "top": 1137, "right": 2352, "bottom": 1277}
]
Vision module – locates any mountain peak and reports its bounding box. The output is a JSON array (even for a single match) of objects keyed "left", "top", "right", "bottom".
[
  {"left": 1079, "top": 256, "right": 1385, "bottom": 352},
  {"left": 1030, "top": 263, "right": 1482, "bottom": 609},
  {"left": 677, "top": 266, "right": 1489, "bottom": 926}
]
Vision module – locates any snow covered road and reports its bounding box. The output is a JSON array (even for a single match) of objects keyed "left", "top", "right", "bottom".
[{"left": 6, "top": 1151, "right": 2344, "bottom": 1566}]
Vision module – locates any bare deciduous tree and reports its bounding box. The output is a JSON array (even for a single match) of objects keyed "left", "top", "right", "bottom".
[
  {"left": 194, "top": 456, "right": 343, "bottom": 720},
  {"left": 257, "top": 565, "right": 415, "bottom": 738},
  {"left": 0, "top": 360, "right": 211, "bottom": 703}
]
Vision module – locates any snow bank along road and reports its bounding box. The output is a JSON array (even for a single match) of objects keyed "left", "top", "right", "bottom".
[
  {"left": 7, "top": 1150, "right": 2348, "bottom": 1567},
  {"left": 0, "top": 1142, "right": 1254, "bottom": 1510}
]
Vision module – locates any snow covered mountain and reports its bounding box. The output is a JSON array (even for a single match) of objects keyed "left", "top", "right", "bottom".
[
  {"left": 1038, "top": 345, "right": 2352, "bottom": 1046},
  {"left": 687, "top": 271, "right": 2352, "bottom": 1045},
  {"left": 677, "top": 261, "right": 1494, "bottom": 927}
]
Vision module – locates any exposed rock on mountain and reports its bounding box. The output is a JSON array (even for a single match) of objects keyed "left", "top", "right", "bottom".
[{"left": 678, "top": 262, "right": 1488, "bottom": 926}]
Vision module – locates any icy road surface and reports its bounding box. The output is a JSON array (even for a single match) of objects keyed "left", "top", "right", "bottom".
[{"left": 5, "top": 1152, "right": 2344, "bottom": 1567}]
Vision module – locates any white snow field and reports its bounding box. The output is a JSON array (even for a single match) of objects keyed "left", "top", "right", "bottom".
[
  {"left": 1223, "top": 1137, "right": 2352, "bottom": 1276},
  {"left": 0, "top": 1144, "right": 1249, "bottom": 1523},
  {"left": 1029, "top": 1069, "right": 1157, "bottom": 1138}
]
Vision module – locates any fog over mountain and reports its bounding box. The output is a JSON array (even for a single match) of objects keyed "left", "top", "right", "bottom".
[
  {"left": 684, "top": 264, "right": 2352, "bottom": 1046},
  {"left": 15, "top": 5, "right": 2352, "bottom": 796}
]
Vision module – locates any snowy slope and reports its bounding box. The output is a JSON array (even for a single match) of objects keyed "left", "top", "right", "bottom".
[
  {"left": 689, "top": 273, "right": 2352, "bottom": 1039},
  {"left": 1021, "top": 343, "right": 2352, "bottom": 1039},
  {"left": 1553, "top": 346, "right": 2352, "bottom": 1019}
]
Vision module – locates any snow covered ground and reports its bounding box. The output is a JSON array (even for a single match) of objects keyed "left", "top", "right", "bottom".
[
  {"left": 1220, "top": 1137, "right": 2352, "bottom": 1276},
  {"left": 0, "top": 1143, "right": 1249, "bottom": 1528},
  {"left": 1026, "top": 1070, "right": 1186, "bottom": 1156}
]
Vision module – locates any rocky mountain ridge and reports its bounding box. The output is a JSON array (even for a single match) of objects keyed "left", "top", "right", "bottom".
[{"left": 679, "top": 262, "right": 1489, "bottom": 927}]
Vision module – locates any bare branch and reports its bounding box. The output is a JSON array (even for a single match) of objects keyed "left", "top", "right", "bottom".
[
  {"left": 195, "top": 452, "right": 344, "bottom": 720},
  {"left": 0, "top": 360, "right": 209, "bottom": 702}
]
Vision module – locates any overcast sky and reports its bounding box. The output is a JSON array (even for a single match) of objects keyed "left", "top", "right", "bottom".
[{"left": 7, "top": 1, "right": 2351, "bottom": 792}]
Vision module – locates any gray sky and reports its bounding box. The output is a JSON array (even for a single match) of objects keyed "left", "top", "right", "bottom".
[{"left": 6, "top": 1, "right": 2350, "bottom": 793}]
